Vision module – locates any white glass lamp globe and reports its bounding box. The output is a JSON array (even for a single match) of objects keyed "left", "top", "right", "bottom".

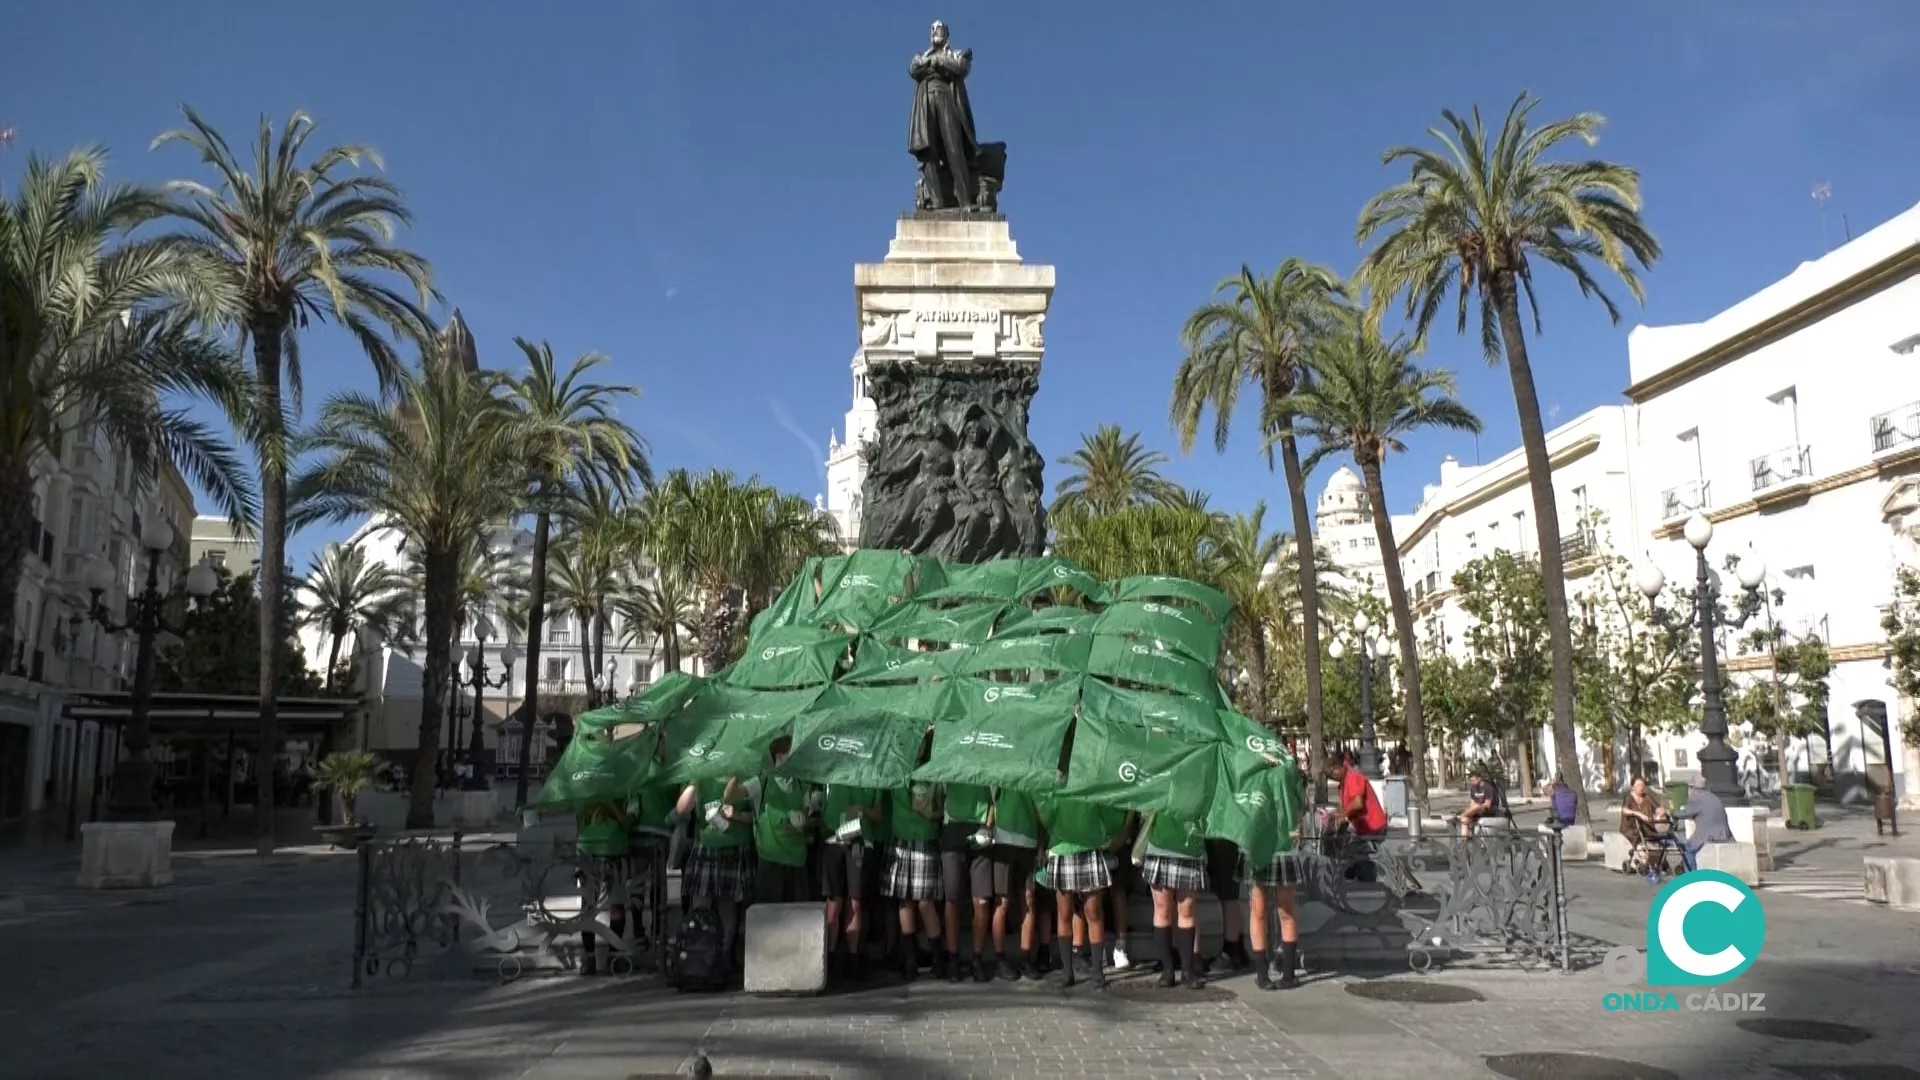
[
  {"left": 499, "top": 643, "right": 521, "bottom": 669},
  {"left": 1353, "top": 611, "right": 1372, "bottom": 635},
  {"left": 1372, "top": 635, "right": 1393, "bottom": 659},
  {"left": 139, "top": 516, "right": 174, "bottom": 554},
  {"left": 184, "top": 558, "right": 219, "bottom": 599},
  {"left": 1328, "top": 638, "right": 1347, "bottom": 660},
  {"left": 1634, "top": 561, "right": 1665, "bottom": 599},
  {"left": 466, "top": 645, "right": 483, "bottom": 671},
  {"left": 1683, "top": 514, "right": 1714, "bottom": 551},
  {"left": 82, "top": 552, "right": 116, "bottom": 595},
  {"left": 1737, "top": 555, "right": 1768, "bottom": 591},
  {"left": 474, "top": 614, "right": 497, "bottom": 642}
]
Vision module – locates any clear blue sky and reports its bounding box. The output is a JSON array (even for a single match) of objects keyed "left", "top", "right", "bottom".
[{"left": 7, "top": 1, "right": 1918, "bottom": 569}]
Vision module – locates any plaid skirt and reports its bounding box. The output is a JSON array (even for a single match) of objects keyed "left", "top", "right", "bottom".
[
  {"left": 885, "top": 840, "right": 943, "bottom": 901},
  {"left": 1140, "top": 854, "right": 1209, "bottom": 894},
  {"left": 1252, "top": 852, "right": 1307, "bottom": 888},
  {"left": 684, "top": 842, "right": 755, "bottom": 903},
  {"left": 1047, "top": 849, "right": 1113, "bottom": 895}
]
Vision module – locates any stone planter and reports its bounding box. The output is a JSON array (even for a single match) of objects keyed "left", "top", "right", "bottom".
[{"left": 317, "top": 823, "right": 376, "bottom": 851}]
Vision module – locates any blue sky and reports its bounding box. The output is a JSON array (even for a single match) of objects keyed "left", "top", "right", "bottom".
[{"left": 7, "top": 1, "right": 1918, "bottom": 569}]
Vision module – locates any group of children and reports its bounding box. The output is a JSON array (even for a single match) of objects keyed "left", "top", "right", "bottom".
[{"left": 581, "top": 735, "right": 1313, "bottom": 992}]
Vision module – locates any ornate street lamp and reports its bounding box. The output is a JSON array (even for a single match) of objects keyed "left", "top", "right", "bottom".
[
  {"left": 459, "top": 615, "right": 517, "bottom": 792},
  {"left": 1329, "top": 610, "right": 1395, "bottom": 780},
  {"left": 81, "top": 518, "right": 219, "bottom": 818},
  {"left": 1635, "top": 513, "right": 1767, "bottom": 805}
]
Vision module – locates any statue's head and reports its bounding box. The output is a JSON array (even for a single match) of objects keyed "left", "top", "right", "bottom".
[{"left": 930, "top": 21, "right": 949, "bottom": 48}]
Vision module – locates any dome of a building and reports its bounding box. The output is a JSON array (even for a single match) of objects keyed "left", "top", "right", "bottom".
[{"left": 1316, "top": 466, "right": 1371, "bottom": 521}]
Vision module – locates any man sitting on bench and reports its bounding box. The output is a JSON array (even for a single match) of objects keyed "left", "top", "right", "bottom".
[{"left": 1461, "top": 768, "right": 1506, "bottom": 836}]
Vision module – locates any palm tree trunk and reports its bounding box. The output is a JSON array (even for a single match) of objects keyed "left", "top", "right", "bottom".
[
  {"left": 325, "top": 630, "right": 344, "bottom": 693},
  {"left": 578, "top": 624, "right": 595, "bottom": 708},
  {"left": 1490, "top": 277, "right": 1587, "bottom": 822},
  {"left": 514, "top": 507, "right": 551, "bottom": 808},
  {"left": 1360, "top": 459, "right": 1428, "bottom": 811},
  {"left": 412, "top": 544, "right": 459, "bottom": 828},
  {"left": 250, "top": 327, "right": 288, "bottom": 854},
  {"left": 593, "top": 609, "right": 607, "bottom": 700},
  {"left": 0, "top": 455, "right": 34, "bottom": 652},
  {"left": 1277, "top": 433, "right": 1328, "bottom": 801},
  {"left": 1248, "top": 632, "right": 1271, "bottom": 725}
]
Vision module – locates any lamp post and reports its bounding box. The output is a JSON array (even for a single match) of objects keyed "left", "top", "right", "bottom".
[
  {"left": 1329, "top": 611, "right": 1394, "bottom": 780},
  {"left": 459, "top": 616, "right": 517, "bottom": 792},
  {"left": 1635, "top": 513, "right": 1767, "bottom": 806},
  {"left": 80, "top": 519, "right": 219, "bottom": 819}
]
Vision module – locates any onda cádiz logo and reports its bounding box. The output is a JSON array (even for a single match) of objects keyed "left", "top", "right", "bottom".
[
  {"left": 1116, "top": 761, "right": 1139, "bottom": 783},
  {"left": 1601, "top": 870, "right": 1769, "bottom": 1014}
]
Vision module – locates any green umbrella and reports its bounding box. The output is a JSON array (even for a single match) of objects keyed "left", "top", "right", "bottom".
[
  {"left": 994, "top": 603, "right": 1097, "bottom": 639},
  {"left": 752, "top": 556, "right": 827, "bottom": 634},
  {"left": 1078, "top": 678, "right": 1224, "bottom": 743},
  {"left": 659, "top": 683, "right": 823, "bottom": 784},
  {"left": 1108, "top": 574, "right": 1232, "bottom": 623},
  {"left": 808, "top": 549, "right": 920, "bottom": 631},
  {"left": 914, "top": 558, "right": 1028, "bottom": 605},
  {"left": 782, "top": 682, "right": 941, "bottom": 788},
  {"left": 534, "top": 730, "right": 660, "bottom": 810},
  {"left": 866, "top": 599, "right": 1009, "bottom": 646},
  {"left": 1058, "top": 701, "right": 1219, "bottom": 820},
  {"left": 1093, "top": 599, "right": 1225, "bottom": 667},
  {"left": 1016, "top": 556, "right": 1110, "bottom": 605},
  {"left": 914, "top": 675, "right": 1079, "bottom": 792},
  {"left": 1085, "top": 634, "right": 1222, "bottom": 703},
  {"left": 950, "top": 631, "right": 1090, "bottom": 679},
  {"left": 841, "top": 636, "right": 968, "bottom": 684},
  {"left": 721, "top": 624, "right": 850, "bottom": 689},
  {"left": 574, "top": 670, "right": 705, "bottom": 736}
]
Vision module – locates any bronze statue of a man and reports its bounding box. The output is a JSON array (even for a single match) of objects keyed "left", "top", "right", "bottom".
[{"left": 908, "top": 20, "right": 979, "bottom": 212}]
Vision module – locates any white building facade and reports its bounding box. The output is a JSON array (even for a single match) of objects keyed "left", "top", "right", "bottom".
[
  {"left": 1313, "top": 466, "right": 1389, "bottom": 598},
  {"left": 821, "top": 346, "right": 877, "bottom": 550},
  {"left": 1624, "top": 201, "right": 1920, "bottom": 804}
]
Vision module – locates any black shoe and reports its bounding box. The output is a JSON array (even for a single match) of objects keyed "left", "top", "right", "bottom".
[
  {"left": 1255, "top": 953, "right": 1275, "bottom": 991},
  {"left": 1277, "top": 943, "right": 1301, "bottom": 989},
  {"left": 973, "top": 955, "right": 994, "bottom": 982},
  {"left": 997, "top": 955, "right": 1022, "bottom": 982},
  {"left": 1184, "top": 969, "right": 1208, "bottom": 991},
  {"left": 1157, "top": 968, "right": 1177, "bottom": 989}
]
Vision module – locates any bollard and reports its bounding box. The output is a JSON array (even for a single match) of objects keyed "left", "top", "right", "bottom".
[{"left": 352, "top": 841, "right": 371, "bottom": 989}]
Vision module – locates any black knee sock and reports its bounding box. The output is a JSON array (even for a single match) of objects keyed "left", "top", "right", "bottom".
[
  {"left": 1278, "top": 940, "right": 1300, "bottom": 986},
  {"left": 1154, "top": 926, "right": 1176, "bottom": 984},
  {"left": 1089, "top": 938, "right": 1107, "bottom": 985},
  {"left": 1174, "top": 927, "right": 1203, "bottom": 986},
  {"left": 1056, "top": 937, "right": 1076, "bottom": 984}
]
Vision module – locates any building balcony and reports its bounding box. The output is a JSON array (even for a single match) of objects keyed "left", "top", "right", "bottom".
[
  {"left": 1750, "top": 445, "right": 1813, "bottom": 492},
  {"left": 39, "top": 528, "right": 55, "bottom": 565},
  {"left": 1561, "top": 528, "right": 1597, "bottom": 564},
  {"left": 1871, "top": 400, "right": 1920, "bottom": 455},
  {"left": 1660, "top": 479, "right": 1711, "bottom": 521}
]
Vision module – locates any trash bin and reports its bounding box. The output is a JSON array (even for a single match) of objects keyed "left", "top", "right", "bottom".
[
  {"left": 1664, "top": 780, "right": 1691, "bottom": 812},
  {"left": 1786, "top": 784, "right": 1819, "bottom": 830}
]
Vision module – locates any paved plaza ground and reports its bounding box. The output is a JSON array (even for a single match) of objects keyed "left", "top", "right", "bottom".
[{"left": 1, "top": 803, "right": 1917, "bottom": 1079}]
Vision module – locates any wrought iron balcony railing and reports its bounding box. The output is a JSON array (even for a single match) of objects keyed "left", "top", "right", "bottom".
[
  {"left": 1871, "top": 399, "right": 1920, "bottom": 453},
  {"left": 1560, "top": 528, "right": 1596, "bottom": 563},
  {"left": 1750, "top": 445, "right": 1813, "bottom": 492},
  {"left": 1660, "top": 479, "right": 1710, "bottom": 521}
]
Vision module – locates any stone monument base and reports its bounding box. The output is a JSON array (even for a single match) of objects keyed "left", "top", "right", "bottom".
[
  {"left": 78, "top": 820, "right": 175, "bottom": 889},
  {"left": 744, "top": 902, "right": 827, "bottom": 995}
]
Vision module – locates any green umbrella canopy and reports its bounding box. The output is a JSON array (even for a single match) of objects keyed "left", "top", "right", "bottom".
[
  {"left": 913, "top": 557, "right": 1029, "bottom": 605},
  {"left": 573, "top": 670, "right": 704, "bottom": 736},
  {"left": 659, "top": 683, "right": 823, "bottom": 785},
  {"left": 1093, "top": 599, "right": 1225, "bottom": 667},
  {"left": 1079, "top": 678, "right": 1224, "bottom": 744},
  {"left": 1058, "top": 696, "right": 1220, "bottom": 821},
  {"left": 1085, "top": 634, "right": 1222, "bottom": 703},
  {"left": 914, "top": 675, "right": 1079, "bottom": 792},
  {"left": 865, "top": 599, "right": 1009, "bottom": 646},
  {"left": 951, "top": 631, "right": 1091, "bottom": 680},
  {"left": 1203, "top": 750, "right": 1305, "bottom": 866},
  {"left": 782, "top": 682, "right": 943, "bottom": 788},
  {"left": 994, "top": 603, "right": 1098, "bottom": 639},
  {"left": 721, "top": 624, "right": 850, "bottom": 690},
  {"left": 534, "top": 729, "right": 661, "bottom": 811},
  {"left": 841, "top": 637, "right": 969, "bottom": 684},
  {"left": 1017, "top": 556, "right": 1110, "bottom": 606},
  {"left": 1107, "top": 575, "right": 1231, "bottom": 624},
  {"left": 807, "top": 549, "right": 922, "bottom": 631},
  {"left": 751, "top": 556, "right": 828, "bottom": 635}
]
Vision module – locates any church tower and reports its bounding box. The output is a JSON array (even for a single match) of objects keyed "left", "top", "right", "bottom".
[
  {"left": 822, "top": 350, "right": 876, "bottom": 550},
  {"left": 1315, "top": 465, "right": 1387, "bottom": 595}
]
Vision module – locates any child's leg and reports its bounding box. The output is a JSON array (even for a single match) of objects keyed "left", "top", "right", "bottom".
[
  {"left": 1053, "top": 886, "right": 1077, "bottom": 985},
  {"left": 1151, "top": 886, "right": 1177, "bottom": 986},
  {"left": 1080, "top": 891, "right": 1108, "bottom": 986},
  {"left": 1174, "top": 889, "right": 1203, "bottom": 988}
]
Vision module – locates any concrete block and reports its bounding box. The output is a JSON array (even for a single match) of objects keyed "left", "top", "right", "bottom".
[
  {"left": 1696, "top": 841, "right": 1760, "bottom": 886},
  {"left": 450, "top": 790, "right": 496, "bottom": 830},
  {"left": 1726, "top": 808, "right": 1774, "bottom": 871},
  {"left": 77, "top": 820, "right": 175, "bottom": 889},
  {"left": 1538, "top": 822, "right": 1592, "bottom": 859},
  {"left": 1603, "top": 830, "right": 1634, "bottom": 871},
  {"left": 1863, "top": 857, "right": 1920, "bottom": 910},
  {"left": 744, "top": 901, "right": 827, "bottom": 995}
]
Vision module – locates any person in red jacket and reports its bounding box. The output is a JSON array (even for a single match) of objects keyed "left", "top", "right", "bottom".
[{"left": 1331, "top": 755, "right": 1388, "bottom": 836}]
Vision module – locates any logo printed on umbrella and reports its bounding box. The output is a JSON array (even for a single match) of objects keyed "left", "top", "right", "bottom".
[
  {"left": 1141, "top": 601, "right": 1193, "bottom": 624},
  {"left": 1245, "top": 735, "right": 1282, "bottom": 755},
  {"left": 1233, "top": 790, "right": 1268, "bottom": 807},
  {"left": 688, "top": 741, "right": 712, "bottom": 758},
  {"left": 818, "top": 735, "right": 872, "bottom": 758},
  {"left": 983, "top": 685, "right": 1034, "bottom": 703},
  {"left": 998, "top": 638, "right": 1041, "bottom": 649},
  {"left": 958, "top": 731, "right": 1014, "bottom": 750},
  {"left": 761, "top": 644, "right": 804, "bottom": 661},
  {"left": 1053, "top": 566, "right": 1071, "bottom": 579},
  {"left": 572, "top": 768, "right": 610, "bottom": 782},
  {"left": 1117, "top": 761, "right": 1139, "bottom": 783},
  {"left": 840, "top": 574, "right": 878, "bottom": 590}
]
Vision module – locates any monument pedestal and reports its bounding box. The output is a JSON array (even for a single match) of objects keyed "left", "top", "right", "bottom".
[{"left": 78, "top": 820, "right": 175, "bottom": 889}]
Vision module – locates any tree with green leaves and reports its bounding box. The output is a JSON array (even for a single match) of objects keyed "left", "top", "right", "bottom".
[
  {"left": 1173, "top": 260, "right": 1349, "bottom": 793},
  {"left": 152, "top": 108, "right": 436, "bottom": 849},
  {"left": 1882, "top": 566, "right": 1920, "bottom": 746},
  {"left": 1452, "top": 550, "right": 1552, "bottom": 793},
  {"left": 1417, "top": 648, "right": 1495, "bottom": 785},
  {"left": 1357, "top": 93, "right": 1660, "bottom": 817},
  {"left": 1, "top": 147, "right": 256, "bottom": 643},
  {"left": 1051, "top": 499, "right": 1221, "bottom": 586},
  {"left": 1049, "top": 425, "right": 1179, "bottom": 519},
  {"left": 614, "top": 565, "right": 697, "bottom": 680},
  {"left": 289, "top": 355, "right": 527, "bottom": 828},
  {"left": 501, "top": 337, "right": 647, "bottom": 805},
  {"left": 295, "top": 541, "right": 412, "bottom": 691},
  {"left": 1290, "top": 322, "right": 1481, "bottom": 807},
  {"left": 157, "top": 568, "right": 322, "bottom": 697}
]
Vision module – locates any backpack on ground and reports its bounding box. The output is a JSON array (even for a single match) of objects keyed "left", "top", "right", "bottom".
[{"left": 668, "top": 907, "right": 729, "bottom": 993}]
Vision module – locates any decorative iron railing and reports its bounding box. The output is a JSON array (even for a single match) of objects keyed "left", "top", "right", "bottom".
[
  {"left": 1660, "top": 479, "right": 1710, "bottom": 521},
  {"left": 1560, "top": 529, "right": 1596, "bottom": 563},
  {"left": 1870, "top": 400, "right": 1920, "bottom": 453},
  {"left": 1750, "top": 445, "right": 1813, "bottom": 492}
]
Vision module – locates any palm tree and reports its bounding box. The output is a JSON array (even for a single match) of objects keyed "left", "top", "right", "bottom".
[
  {"left": 295, "top": 541, "right": 412, "bottom": 690},
  {"left": 1292, "top": 325, "right": 1482, "bottom": 808},
  {"left": 1356, "top": 93, "right": 1659, "bottom": 815},
  {"left": 1173, "top": 260, "right": 1348, "bottom": 794},
  {"left": 501, "top": 338, "right": 646, "bottom": 805},
  {"left": 1, "top": 148, "right": 255, "bottom": 639},
  {"left": 1052, "top": 500, "right": 1223, "bottom": 586},
  {"left": 151, "top": 108, "right": 435, "bottom": 850},
  {"left": 1212, "top": 506, "right": 1286, "bottom": 723},
  {"left": 1050, "top": 425, "right": 1178, "bottom": 519},
  {"left": 547, "top": 524, "right": 624, "bottom": 709},
  {"left": 614, "top": 566, "right": 698, "bottom": 678},
  {"left": 289, "top": 358, "right": 525, "bottom": 828}
]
